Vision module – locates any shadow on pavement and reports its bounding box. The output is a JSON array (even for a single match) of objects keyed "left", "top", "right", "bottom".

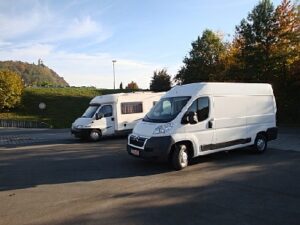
[
  {"left": 0, "top": 137, "right": 172, "bottom": 191},
  {"left": 35, "top": 148, "right": 300, "bottom": 225}
]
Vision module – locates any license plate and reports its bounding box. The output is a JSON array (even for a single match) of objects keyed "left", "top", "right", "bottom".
[{"left": 131, "top": 149, "right": 140, "bottom": 156}]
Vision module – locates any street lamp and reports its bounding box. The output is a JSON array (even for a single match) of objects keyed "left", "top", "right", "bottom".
[{"left": 112, "top": 60, "right": 117, "bottom": 89}]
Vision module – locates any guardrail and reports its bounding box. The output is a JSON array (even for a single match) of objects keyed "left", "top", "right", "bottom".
[{"left": 0, "top": 120, "right": 50, "bottom": 128}]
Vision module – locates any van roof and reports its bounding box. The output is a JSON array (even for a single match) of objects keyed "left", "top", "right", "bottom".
[
  {"left": 164, "top": 82, "right": 273, "bottom": 98},
  {"left": 90, "top": 92, "right": 164, "bottom": 104}
]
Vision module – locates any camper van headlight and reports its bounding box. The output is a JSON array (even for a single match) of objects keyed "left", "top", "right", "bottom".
[{"left": 153, "top": 123, "right": 174, "bottom": 134}]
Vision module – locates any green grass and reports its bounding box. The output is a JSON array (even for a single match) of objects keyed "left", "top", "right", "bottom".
[{"left": 0, "top": 87, "right": 134, "bottom": 128}]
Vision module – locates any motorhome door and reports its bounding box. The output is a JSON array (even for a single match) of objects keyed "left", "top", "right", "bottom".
[{"left": 96, "top": 104, "right": 115, "bottom": 135}]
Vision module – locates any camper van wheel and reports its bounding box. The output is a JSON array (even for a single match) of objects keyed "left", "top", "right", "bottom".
[
  {"left": 254, "top": 133, "right": 267, "bottom": 153},
  {"left": 89, "top": 130, "right": 102, "bottom": 141},
  {"left": 172, "top": 144, "right": 189, "bottom": 170}
]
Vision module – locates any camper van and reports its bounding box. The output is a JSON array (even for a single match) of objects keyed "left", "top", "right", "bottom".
[
  {"left": 71, "top": 92, "right": 164, "bottom": 141},
  {"left": 127, "top": 83, "right": 278, "bottom": 170}
]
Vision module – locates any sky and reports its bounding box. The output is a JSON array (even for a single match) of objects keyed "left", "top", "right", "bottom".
[{"left": 0, "top": 0, "right": 282, "bottom": 89}]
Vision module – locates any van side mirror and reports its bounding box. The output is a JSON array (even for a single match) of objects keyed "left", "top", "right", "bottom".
[
  {"left": 188, "top": 111, "right": 198, "bottom": 124},
  {"left": 181, "top": 111, "right": 198, "bottom": 124},
  {"left": 96, "top": 113, "right": 104, "bottom": 120}
]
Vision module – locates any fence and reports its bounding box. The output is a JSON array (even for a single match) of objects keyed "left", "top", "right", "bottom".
[{"left": 0, "top": 120, "right": 50, "bottom": 128}]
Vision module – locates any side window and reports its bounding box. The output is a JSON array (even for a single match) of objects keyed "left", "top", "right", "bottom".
[
  {"left": 121, "top": 102, "right": 143, "bottom": 114},
  {"left": 197, "top": 97, "right": 209, "bottom": 121},
  {"left": 187, "top": 97, "right": 209, "bottom": 122},
  {"left": 99, "top": 105, "right": 113, "bottom": 117}
]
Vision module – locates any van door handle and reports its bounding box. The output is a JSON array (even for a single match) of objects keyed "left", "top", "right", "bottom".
[
  {"left": 111, "top": 117, "right": 115, "bottom": 121},
  {"left": 208, "top": 119, "right": 214, "bottom": 128}
]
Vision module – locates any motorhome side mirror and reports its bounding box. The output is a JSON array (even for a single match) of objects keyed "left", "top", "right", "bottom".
[{"left": 96, "top": 113, "right": 104, "bottom": 120}]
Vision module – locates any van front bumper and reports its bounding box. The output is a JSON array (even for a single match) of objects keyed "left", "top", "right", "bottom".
[{"left": 127, "top": 136, "right": 175, "bottom": 161}]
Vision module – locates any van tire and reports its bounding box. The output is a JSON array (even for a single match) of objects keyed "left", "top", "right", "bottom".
[
  {"left": 89, "top": 129, "right": 102, "bottom": 141},
  {"left": 253, "top": 133, "right": 267, "bottom": 153},
  {"left": 171, "top": 144, "right": 189, "bottom": 170}
]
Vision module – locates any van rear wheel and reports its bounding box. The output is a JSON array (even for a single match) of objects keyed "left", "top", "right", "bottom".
[
  {"left": 253, "top": 133, "right": 267, "bottom": 153},
  {"left": 171, "top": 144, "right": 189, "bottom": 170},
  {"left": 89, "top": 129, "right": 102, "bottom": 141}
]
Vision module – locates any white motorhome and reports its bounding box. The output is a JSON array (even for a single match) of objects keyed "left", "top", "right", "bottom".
[
  {"left": 71, "top": 92, "right": 164, "bottom": 141},
  {"left": 127, "top": 82, "right": 278, "bottom": 170}
]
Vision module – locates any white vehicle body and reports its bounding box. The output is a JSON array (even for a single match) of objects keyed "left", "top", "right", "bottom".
[
  {"left": 71, "top": 92, "right": 164, "bottom": 140},
  {"left": 127, "top": 82, "right": 278, "bottom": 169}
]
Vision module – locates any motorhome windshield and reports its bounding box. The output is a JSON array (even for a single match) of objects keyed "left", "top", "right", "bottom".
[
  {"left": 143, "top": 96, "right": 190, "bottom": 123},
  {"left": 82, "top": 105, "right": 100, "bottom": 118}
]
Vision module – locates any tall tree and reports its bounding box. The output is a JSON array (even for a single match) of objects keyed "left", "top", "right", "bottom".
[
  {"left": 125, "top": 81, "right": 139, "bottom": 90},
  {"left": 0, "top": 70, "right": 24, "bottom": 110},
  {"left": 220, "top": 38, "right": 244, "bottom": 81},
  {"left": 175, "top": 29, "right": 226, "bottom": 84},
  {"left": 119, "top": 82, "right": 123, "bottom": 90},
  {"left": 235, "top": 0, "right": 277, "bottom": 82},
  {"left": 150, "top": 69, "right": 171, "bottom": 92},
  {"left": 273, "top": 0, "right": 300, "bottom": 85}
]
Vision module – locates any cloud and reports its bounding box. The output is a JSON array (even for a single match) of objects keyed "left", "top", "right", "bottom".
[
  {"left": 0, "top": 44, "right": 53, "bottom": 63},
  {"left": 63, "top": 16, "right": 100, "bottom": 39},
  {"left": 0, "top": 0, "right": 52, "bottom": 40},
  {"left": 0, "top": 44, "right": 167, "bottom": 89},
  {"left": 0, "top": 1, "right": 178, "bottom": 89},
  {"left": 0, "top": 1, "right": 110, "bottom": 45}
]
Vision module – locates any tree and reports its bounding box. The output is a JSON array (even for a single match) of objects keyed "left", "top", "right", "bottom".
[
  {"left": 125, "top": 81, "right": 139, "bottom": 90},
  {"left": 273, "top": 0, "right": 300, "bottom": 85},
  {"left": 119, "top": 82, "right": 123, "bottom": 90},
  {"left": 218, "top": 36, "right": 246, "bottom": 82},
  {"left": 175, "top": 29, "right": 226, "bottom": 84},
  {"left": 0, "top": 70, "right": 24, "bottom": 110},
  {"left": 150, "top": 69, "right": 171, "bottom": 92},
  {"left": 235, "top": 0, "right": 277, "bottom": 82}
]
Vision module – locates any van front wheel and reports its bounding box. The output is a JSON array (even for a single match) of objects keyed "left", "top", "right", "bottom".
[
  {"left": 172, "top": 144, "right": 189, "bottom": 170},
  {"left": 89, "top": 129, "right": 102, "bottom": 141},
  {"left": 253, "top": 133, "right": 267, "bottom": 153}
]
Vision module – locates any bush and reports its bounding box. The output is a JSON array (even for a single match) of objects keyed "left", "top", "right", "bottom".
[{"left": 0, "top": 70, "right": 24, "bottom": 111}]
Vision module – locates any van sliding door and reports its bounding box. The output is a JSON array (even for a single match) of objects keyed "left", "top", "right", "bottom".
[{"left": 212, "top": 96, "right": 249, "bottom": 150}]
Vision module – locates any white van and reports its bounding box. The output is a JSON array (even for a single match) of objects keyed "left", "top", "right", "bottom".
[
  {"left": 71, "top": 92, "right": 164, "bottom": 141},
  {"left": 127, "top": 82, "right": 278, "bottom": 170}
]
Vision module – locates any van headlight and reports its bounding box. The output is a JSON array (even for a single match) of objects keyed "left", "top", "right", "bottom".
[{"left": 153, "top": 123, "right": 174, "bottom": 134}]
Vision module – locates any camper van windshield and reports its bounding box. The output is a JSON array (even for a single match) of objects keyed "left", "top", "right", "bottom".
[
  {"left": 144, "top": 96, "right": 190, "bottom": 123},
  {"left": 82, "top": 105, "right": 100, "bottom": 118}
]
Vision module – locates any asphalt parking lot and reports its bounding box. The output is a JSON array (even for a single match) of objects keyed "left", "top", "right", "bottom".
[{"left": 0, "top": 128, "right": 299, "bottom": 225}]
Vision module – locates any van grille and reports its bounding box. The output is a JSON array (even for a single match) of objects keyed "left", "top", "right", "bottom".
[{"left": 129, "top": 135, "right": 147, "bottom": 147}]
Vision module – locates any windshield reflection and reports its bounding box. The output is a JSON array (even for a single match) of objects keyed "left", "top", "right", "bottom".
[
  {"left": 82, "top": 105, "right": 100, "bottom": 118},
  {"left": 143, "top": 96, "right": 190, "bottom": 123}
]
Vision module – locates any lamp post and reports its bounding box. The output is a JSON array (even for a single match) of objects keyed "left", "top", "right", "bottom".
[{"left": 112, "top": 60, "right": 117, "bottom": 89}]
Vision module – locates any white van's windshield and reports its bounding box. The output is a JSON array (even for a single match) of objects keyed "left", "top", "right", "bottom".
[
  {"left": 82, "top": 105, "right": 100, "bottom": 118},
  {"left": 143, "top": 96, "right": 190, "bottom": 123}
]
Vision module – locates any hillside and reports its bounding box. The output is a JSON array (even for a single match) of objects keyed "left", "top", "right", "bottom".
[{"left": 0, "top": 60, "right": 69, "bottom": 87}]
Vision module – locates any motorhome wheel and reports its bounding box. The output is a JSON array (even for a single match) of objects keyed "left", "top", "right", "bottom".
[{"left": 90, "top": 130, "right": 102, "bottom": 141}]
